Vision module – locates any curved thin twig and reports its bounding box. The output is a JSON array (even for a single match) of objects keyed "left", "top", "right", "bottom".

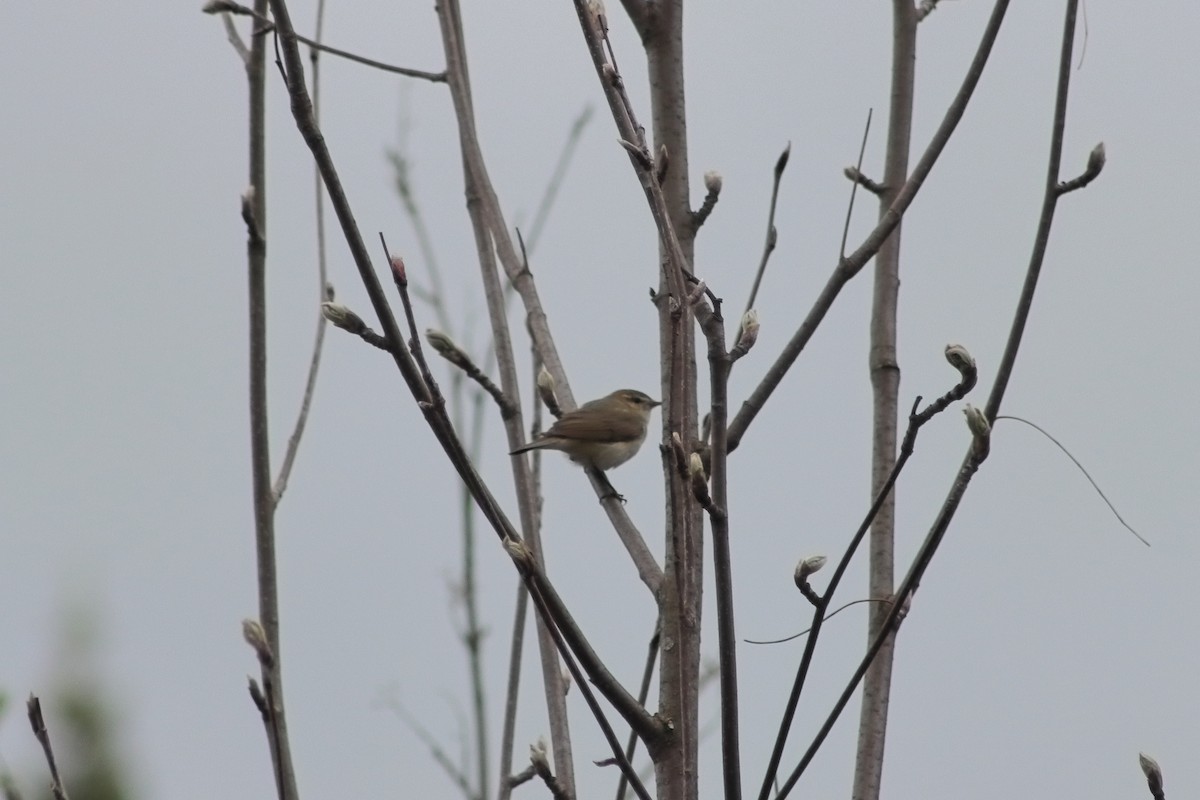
[{"left": 995, "top": 415, "right": 1148, "bottom": 546}]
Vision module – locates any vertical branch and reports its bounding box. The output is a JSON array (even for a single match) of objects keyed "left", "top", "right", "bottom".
[
  {"left": 625, "top": 0, "right": 705, "bottom": 794},
  {"left": 434, "top": 0, "right": 576, "bottom": 791},
  {"left": 855, "top": 4, "right": 915, "bottom": 800},
  {"left": 244, "top": 2, "right": 299, "bottom": 798},
  {"left": 272, "top": 0, "right": 331, "bottom": 503},
  {"left": 571, "top": 3, "right": 705, "bottom": 794},
  {"left": 725, "top": 0, "right": 1012, "bottom": 452},
  {"left": 462, "top": 387, "right": 491, "bottom": 800},
  {"left": 496, "top": 356, "right": 547, "bottom": 800},
  {"left": 694, "top": 296, "right": 741, "bottom": 800},
  {"left": 984, "top": 0, "right": 1079, "bottom": 420}
]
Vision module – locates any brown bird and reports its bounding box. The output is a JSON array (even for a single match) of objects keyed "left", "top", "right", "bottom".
[{"left": 510, "top": 389, "right": 660, "bottom": 471}]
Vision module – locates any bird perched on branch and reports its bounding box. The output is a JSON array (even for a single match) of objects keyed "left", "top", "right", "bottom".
[{"left": 510, "top": 389, "right": 660, "bottom": 471}]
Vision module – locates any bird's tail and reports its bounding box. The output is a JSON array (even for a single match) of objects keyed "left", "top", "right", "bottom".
[{"left": 509, "top": 438, "right": 549, "bottom": 456}]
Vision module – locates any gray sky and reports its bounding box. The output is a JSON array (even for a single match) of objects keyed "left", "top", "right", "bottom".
[{"left": 2, "top": 2, "right": 1197, "bottom": 798}]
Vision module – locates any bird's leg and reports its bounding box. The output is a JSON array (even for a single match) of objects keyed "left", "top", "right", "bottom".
[{"left": 595, "top": 470, "right": 627, "bottom": 504}]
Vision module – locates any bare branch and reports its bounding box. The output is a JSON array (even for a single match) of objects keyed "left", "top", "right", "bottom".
[
  {"left": 758, "top": 350, "right": 974, "bottom": 799},
  {"left": 524, "top": 106, "right": 595, "bottom": 253},
  {"left": 376, "top": 693, "right": 475, "bottom": 799},
  {"left": 994, "top": 414, "right": 1148, "bottom": 546},
  {"left": 217, "top": 10, "right": 250, "bottom": 64},
  {"left": 26, "top": 697, "right": 69, "bottom": 800},
  {"left": 773, "top": 6, "right": 1088, "bottom": 794},
  {"left": 728, "top": 0, "right": 1013, "bottom": 453},
  {"left": 425, "top": 328, "right": 515, "bottom": 417},
  {"left": 693, "top": 290, "right": 743, "bottom": 800},
  {"left": 203, "top": 0, "right": 447, "bottom": 81},
  {"left": 741, "top": 143, "right": 791, "bottom": 322},
  {"left": 272, "top": 0, "right": 332, "bottom": 505}
]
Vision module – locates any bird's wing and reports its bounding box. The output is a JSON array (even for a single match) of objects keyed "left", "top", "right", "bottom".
[{"left": 546, "top": 408, "right": 643, "bottom": 442}]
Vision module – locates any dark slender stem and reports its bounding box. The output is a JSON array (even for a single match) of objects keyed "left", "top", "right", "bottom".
[
  {"left": 525, "top": 106, "right": 594, "bottom": 253},
  {"left": 615, "top": 623, "right": 660, "bottom": 800},
  {"left": 207, "top": 1, "right": 447, "bottom": 81},
  {"left": 742, "top": 143, "right": 791, "bottom": 317},
  {"left": 268, "top": 0, "right": 657, "bottom": 750},
  {"left": 727, "top": 0, "right": 1012, "bottom": 453},
  {"left": 272, "top": 0, "right": 331, "bottom": 505},
  {"left": 435, "top": 0, "right": 578, "bottom": 786},
  {"left": 523, "top": 579, "right": 654, "bottom": 800},
  {"left": 496, "top": 583, "right": 528, "bottom": 800},
  {"left": 984, "top": 0, "right": 1078, "bottom": 422},
  {"left": 26, "top": 696, "right": 70, "bottom": 800},
  {"left": 775, "top": 6, "right": 1082, "bottom": 793},
  {"left": 838, "top": 110, "right": 873, "bottom": 262},
  {"left": 776, "top": 442, "right": 986, "bottom": 800},
  {"left": 758, "top": 367, "right": 973, "bottom": 799},
  {"left": 756, "top": 401, "right": 916, "bottom": 800},
  {"left": 692, "top": 295, "right": 742, "bottom": 800}
]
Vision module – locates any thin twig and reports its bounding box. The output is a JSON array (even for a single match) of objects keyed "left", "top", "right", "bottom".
[
  {"left": 375, "top": 694, "right": 475, "bottom": 799},
  {"left": 615, "top": 622, "right": 660, "bottom": 800},
  {"left": 496, "top": 574, "right": 529, "bottom": 800},
  {"left": 743, "top": 143, "right": 791, "bottom": 319},
  {"left": 269, "top": 0, "right": 659, "bottom": 755},
  {"left": 744, "top": 598, "right": 887, "bottom": 646},
  {"left": 995, "top": 415, "right": 1148, "bottom": 546},
  {"left": 983, "top": 0, "right": 1079, "bottom": 423},
  {"left": 757, "top": 349, "right": 974, "bottom": 800},
  {"left": 525, "top": 105, "right": 594, "bottom": 253},
  {"left": 727, "top": 0, "right": 1013, "bottom": 453},
  {"left": 203, "top": 0, "right": 447, "bottom": 81},
  {"left": 26, "top": 697, "right": 69, "bottom": 800},
  {"left": 520, "top": 572, "right": 654, "bottom": 800},
  {"left": 838, "top": 111, "right": 874, "bottom": 262},
  {"left": 435, "top": 1, "right": 579, "bottom": 789},
  {"left": 424, "top": 328, "right": 515, "bottom": 417},
  {"left": 218, "top": 11, "right": 250, "bottom": 64},
  {"left": 773, "top": 6, "right": 1085, "bottom": 794},
  {"left": 692, "top": 291, "right": 742, "bottom": 800},
  {"left": 271, "top": 0, "right": 332, "bottom": 505}
]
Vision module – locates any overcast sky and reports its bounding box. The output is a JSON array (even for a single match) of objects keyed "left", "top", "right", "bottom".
[{"left": 2, "top": 2, "right": 1197, "bottom": 799}]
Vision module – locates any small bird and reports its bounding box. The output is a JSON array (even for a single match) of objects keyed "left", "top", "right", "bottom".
[{"left": 510, "top": 389, "right": 661, "bottom": 471}]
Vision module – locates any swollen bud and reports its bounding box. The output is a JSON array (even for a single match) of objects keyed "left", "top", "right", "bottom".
[
  {"left": 794, "top": 555, "right": 827, "bottom": 587},
  {"left": 425, "top": 328, "right": 470, "bottom": 369},
  {"left": 1087, "top": 142, "right": 1107, "bottom": 174},
  {"left": 321, "top": 302, "right": 366, "bottom": 335},
  {"left": 736, "top": 310, "right": 760, "bottom": 354},
  {"left": 505, "top": 538, "right": 533, "bottom": 572},
  {"left": 704, "top": 170, "right": 723, "bottom": 195},
  {"left": 242, "top": 618, "right": 275, "bottom": 669},
  {"left": 944, "top": 343, "right": 977, "bottom": 391},
  {"left": 1138, "top": 753, "right": 1163, "bottom": 798},
  {"left": 962, "top": 404, "right": 990, "bottom": 438},
  {"left": 688, "top": 452, "right": 705, "bottom": 477},
  {"left": 944, "top": 343, "right": 975, "bottom": 373},
  {"left": 530, "top": 737, "right": 550, "bottom": 770}
]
